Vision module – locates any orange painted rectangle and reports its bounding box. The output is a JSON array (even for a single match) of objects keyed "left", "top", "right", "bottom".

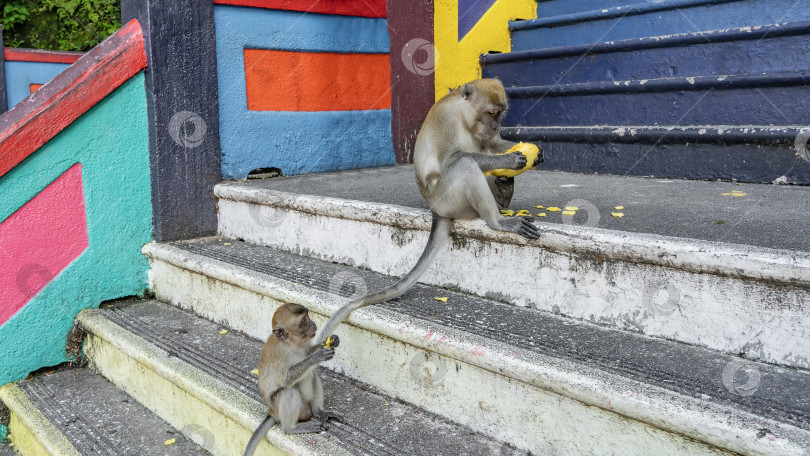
[
  {"left": 244, "top": 49, "right": 391, "bottom": 112},
  {"left": 30, "top": 84, "right": 43, "bottom": 93}
]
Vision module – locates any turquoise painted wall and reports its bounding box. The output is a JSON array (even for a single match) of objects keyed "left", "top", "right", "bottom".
[{"left": 0, "top": 72, "right": 152, "bottom": 385}]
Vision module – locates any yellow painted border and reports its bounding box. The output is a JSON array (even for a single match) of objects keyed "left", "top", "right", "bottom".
[
  {"left": 0, "top": 383, "right": 81, "bottom": 456},
  {"left": 434, "top": 0, "right": 537, "bottom": 99}
]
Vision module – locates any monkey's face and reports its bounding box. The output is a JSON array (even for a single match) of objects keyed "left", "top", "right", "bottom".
[
  {"left": 474, "top": 106, "right": 503, "bottom": 140},
  {"left": 460, "top": 79, "right": 508, "bottom": 142},
  {"left": 299, "top": 312, "right": 317, "bottom": 339}
]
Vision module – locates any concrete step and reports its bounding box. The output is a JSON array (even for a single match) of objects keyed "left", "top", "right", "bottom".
[
  {"left": 212, "top": 167, "right": 810, "bottom": 369},
  {"left": 511, "top": 0, "right": 810, "bottom": 50},
  {"left": 485, "top": 21, "right": 810, "bottom": 88},
  {"left": 536, "top": 0, "right": 642, "bottom": 17},
  {"left": 77, "top": 299, "right": 517, "bottom": 456},
  {"left": 144, "top": 238, "right": 810, "bottom": 456},
  {"left": 498, "top": 123, "right": 810, "bottom": 184},
  {"left": 0, "top": 368, "right": 209, "bottom": 455},
  {"left": 502, "top": 71, "right": 810, "bottom": 124}
]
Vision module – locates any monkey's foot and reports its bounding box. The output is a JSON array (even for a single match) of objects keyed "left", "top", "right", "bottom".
[
  {"left": 501, "top": 216, "right": 540, "bottom": 239},
  {"left": 286, "top": 420, "right": 327, "bottom": 434},
  {"left": 318, "top": 410, "right": 346, "bottom": 426}
]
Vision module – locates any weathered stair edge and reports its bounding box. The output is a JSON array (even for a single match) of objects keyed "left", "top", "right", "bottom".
[
  {"left": 535, "top": 0, "right": 728, "bottom": 22},
  {"left": 515, "top": 0, "right": 737, "bottom": 30},
  {"left": 213, "top": 184, "right": 810, "bottom": 369},
  {"left": 483, "top": 21, "right": 810, "bottom": 87},
  {"left": 509, "top": 0, "right": 808, "bottom": 50},
  {"left": 77, "top": 309, "right": 350, "bottom": 456},
  {"left": 0, "top": 384, "right": 81, "bottom": 456},
  {"left": 143, "top": 242, "right": 809, "bottom": 456}
]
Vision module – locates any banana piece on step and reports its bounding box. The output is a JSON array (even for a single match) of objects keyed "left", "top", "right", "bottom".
[{"left": 484, "top": 142, "right": 540, "bottom": 178}]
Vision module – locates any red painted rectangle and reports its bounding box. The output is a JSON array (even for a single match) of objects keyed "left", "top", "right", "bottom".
[
  {"left": 0, "top": 164, "right": 89, "bottom": 325},
  {"left": 213, "top": 0, "right": 386, "bottom": 18},
  {"left": 244, "top": 49, "right": 391, "bottom": 111},
  {"left": 4, "top": 47, "right": 84, "bottom": 64}
]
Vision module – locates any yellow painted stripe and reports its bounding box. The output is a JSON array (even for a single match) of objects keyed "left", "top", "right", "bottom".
[{"left": 434, "top": 0, "right": 537, "bottom": 99}]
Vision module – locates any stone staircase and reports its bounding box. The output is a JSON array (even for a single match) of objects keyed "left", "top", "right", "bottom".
[
  {"left": 1, "top": 166, "right": 809, "bottom": 455},
  {"left": 483, "top": 0, "right": 810, "bottom": 183},
  {"left": 3, "top": 0, "right": 810, "bottom": 453}
]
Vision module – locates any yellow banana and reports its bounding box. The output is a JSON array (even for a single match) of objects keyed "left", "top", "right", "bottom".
[{"left": 483, "top": 142, "right": 540, "bottom": 178}]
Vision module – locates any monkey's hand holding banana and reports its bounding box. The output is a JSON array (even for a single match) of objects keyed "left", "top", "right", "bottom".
[
  {"left": 484, "top": 142, "right": 542, "bottom": 178},
  {"left": 314, "top": 79, "right": 543, "bottom": 348}
]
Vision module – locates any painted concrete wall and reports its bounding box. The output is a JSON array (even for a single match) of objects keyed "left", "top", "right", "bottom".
[
  {"left": 2, "top": 48, "right": 84, "bottom": 110},
  {"left": 4, "top": 61, "right": 70, "bottom": 109},
  {"left": 433, "top": 0, "right": 536, "bottom": 99},
  {"left": 215, "top": 5, "right": 395, "bottom": 179},
  {"left": 0, "top": 73, "right": 152, "bottom": 385}
]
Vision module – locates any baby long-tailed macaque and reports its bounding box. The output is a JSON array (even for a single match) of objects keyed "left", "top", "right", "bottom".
[
  {"left": 243, "top": 303, "right": 344, "bottom": 456},
  {"left": 315, "top": 78, "right": 542, "bottom": 345}
]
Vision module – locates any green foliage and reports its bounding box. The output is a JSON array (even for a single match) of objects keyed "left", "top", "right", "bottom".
[{"left": 2, "top": 0, "right": 120, "bottom": 51}]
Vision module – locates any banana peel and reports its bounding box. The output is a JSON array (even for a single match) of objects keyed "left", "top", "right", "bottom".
[
  {"left": 484, "top": 142, "right": 540, "bottom": 178},
  {"left": 322, "top": 337, "right": 333, "bottom": 348}
]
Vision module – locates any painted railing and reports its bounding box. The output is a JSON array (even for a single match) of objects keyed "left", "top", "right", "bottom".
[{"left": 0, "top": 20, "right": 152, "bottom": 385}]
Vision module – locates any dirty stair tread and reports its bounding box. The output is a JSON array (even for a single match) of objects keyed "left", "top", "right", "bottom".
[
  {"left": 89, "top": 299, "right": 523, "bottom": 455},
  {"left": 14, "top": 368, "right": 209, "bottom": 455},
  {"left": 215, "top": 166, "right": 810, "bottom": 253},
  {"left": 166, "top": 238, "right": 810, "bottom": 432}
]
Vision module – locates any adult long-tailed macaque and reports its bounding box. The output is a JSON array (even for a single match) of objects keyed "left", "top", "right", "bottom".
[
  {"left": 316, "top": 78, "right": 542, "bottom": 345},
  {"left": 243, "top": 303, "right": 344, "bottom": 456}
]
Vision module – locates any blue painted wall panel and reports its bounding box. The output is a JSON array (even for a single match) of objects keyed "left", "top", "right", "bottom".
[
  {"left": 215, "top": 5, "right": 394, "bottom": 179},
  {"left": 214, "top": 6, "right": 395, "bottom": 179},
  {"left": 4, "top": 61, "right": 70, "bottom": 109},
  {"left": 223, "top": 110, "right": 394, "bottom": 178},
  {"left": 513, "top": 0, "right": 810, "bottom": 50}
]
